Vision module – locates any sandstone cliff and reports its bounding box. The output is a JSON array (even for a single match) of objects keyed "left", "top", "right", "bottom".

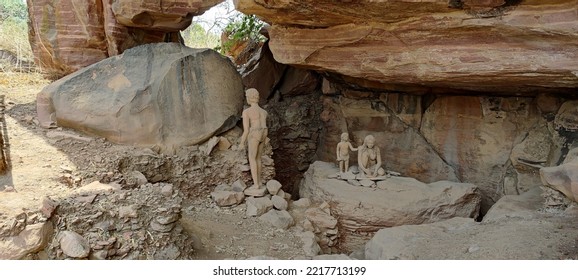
[
  {"left": 27, "top": 0, "right": 222, "bottom": 77},
  {"left": 236, "top": 0, "right": 578, "bottom": 94}
]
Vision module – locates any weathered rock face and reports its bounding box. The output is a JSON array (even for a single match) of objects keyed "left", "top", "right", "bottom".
[
  {"left": 540, "top": 148, "right": 578, "bottom": 203},
  {"left": 266, "top": 93, "right": 322, "bottom": 195},
  {"left": 241, "top": 43, "right": 288, "bottom": 103},
  {"left": 27, "top": 0, "right": 108, "bottom": 77},
  {"left": 363, "top": 187, "right": 578, "bottom": 260},
  {"left": 315, "top": 86, "right": 578, "bottom": 212},
  {"left": 317, "top": 94, "right": 459, "bottom": 184},
  {"left": 300, "top": 161, "right": 481, "bottom": 235},
  {"left": 37, "top": 43, "right": 243, "bottom": 153},
  {"left": 27, "top": 0, "right": 222, "bottom": 77},
  {"left": 111, "top": 0, "right": 222, "bottom": 31},
  {"left": 236, "top": 0, "right": 578, "bottom": 94},
  {"left": 420, "top": 95, "right": 542, "bottom": 210}
]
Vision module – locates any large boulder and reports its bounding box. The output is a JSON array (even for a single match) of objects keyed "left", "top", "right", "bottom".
[
  {"left": 37, "top": 43, "right": 244, "bottom": 153},
  {"left": 540, "top": 151, "right": 578, "bottom": 203},
  {"left": 300, "top": 161, "right": 481, "bottom": 233},
  {"left": 236, "top": 0, "right": 578, "bottom": 94},
  {"left": 364, "top": 187, "right": 576, "bottom": 260},
  {"left": 27, "top": 0, "right": 223, "bottom": 76},
  {"left": 240, "top": 42, "right": 287, "bottom": 102}
]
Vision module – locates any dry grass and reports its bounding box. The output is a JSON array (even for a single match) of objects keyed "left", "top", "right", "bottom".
[
  {"left": 0, "top": 72, "right": 49, "bottom": 103},
  {"left": 0, "top": 19, "right": 33, "bottom": 62}
]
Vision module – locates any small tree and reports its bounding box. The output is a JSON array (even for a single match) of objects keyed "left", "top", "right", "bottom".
[
  {"left": 0, "top": 0, "right": 27, "bottom": 22},
  {"left": 220, "top": 14, "right": 266, "bottom": 54}
]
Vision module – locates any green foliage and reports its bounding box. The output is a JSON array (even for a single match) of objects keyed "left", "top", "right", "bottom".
[
  {"left": 181, "top": 23, "right": 221, "bottom": 49},
  {"left": 0, "top": 0, "right": 28, "bottom": 22},
  {"left": 221, "top": 14, "right": 266, "bottom": 54}
]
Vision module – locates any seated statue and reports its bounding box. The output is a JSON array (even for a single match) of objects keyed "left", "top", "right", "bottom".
[{"left": 358, "top": 135, "right": 385, "bottom": 178}]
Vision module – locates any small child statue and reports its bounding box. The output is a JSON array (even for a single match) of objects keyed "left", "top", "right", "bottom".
[{"left": 336, "top": 132, "right": 358, "bottom": 173}]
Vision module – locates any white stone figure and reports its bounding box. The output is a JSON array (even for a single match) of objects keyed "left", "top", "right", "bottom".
[{"left": 239, "top": 88, "right": 268, "bottom": 189}]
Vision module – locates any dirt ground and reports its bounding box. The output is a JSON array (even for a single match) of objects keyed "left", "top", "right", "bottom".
[{"left": 0, "top": 72, "right": 306, "bottom": 259}]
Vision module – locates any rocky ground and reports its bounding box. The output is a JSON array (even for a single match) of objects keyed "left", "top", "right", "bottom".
[
  {"left": 0, "top": 72, "right": 306, "bottom": 260},
  {"left": 0, "top": 72, "right": 577, "bottom": 260}
]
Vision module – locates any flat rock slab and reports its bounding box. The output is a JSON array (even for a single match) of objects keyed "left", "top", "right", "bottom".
[
  {"left": 211, "top": 191, "right": 245, "bottom": 207},
  {"left": 244, "top": 186, "right": 268, "bottom": 197},
  {"left": 300, "top": 161, "right": 481, "bottom": 233},
  {"left": 305, "top": 208, "right": 338, "bottom": 230},
  {"left": 73, "top": 181, "right": 121, "bottom": 196},
  {"left": 37, "top": 43, "right": 243, "bottom": 153}
]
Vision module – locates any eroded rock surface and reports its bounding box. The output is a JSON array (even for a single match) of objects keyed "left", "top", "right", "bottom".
[
  {"left": 300, "top": 161, "right": 481, "bottom": 234},
  {"left": 364, "top": 188, "right": 578, "bottom": 260},
  {"left": 37, "top": 43, "right": 243, "bottom": 153},
  {"left": 27, "top": 0, "right": 223, "bottom": 77},
  {"left": 111, "top": 0, "right": 222, "bottom": 31},
  {"left": 237, "top": 0, "right": 578, "bottom": 94}
]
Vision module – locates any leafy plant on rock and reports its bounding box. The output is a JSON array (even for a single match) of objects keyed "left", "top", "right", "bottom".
[{"left": 220, "top": 14, "right": 266, "bottom": 54}]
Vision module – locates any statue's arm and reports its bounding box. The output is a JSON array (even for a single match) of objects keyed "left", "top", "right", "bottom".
[
  {"left": 349, "top": 142, "right": 358, "bottom": 151},
  {"left": 375, "top": 147, "right": 382, "bottom": 173},
  {"left": 239, "top": 110, "right": 249, "bottom": 149},
  {"left": 358, "top": 148, "right": 368, "bottom": 173},
  {"left": 262, "top": 109, "right": 269, "bottom": 138}
]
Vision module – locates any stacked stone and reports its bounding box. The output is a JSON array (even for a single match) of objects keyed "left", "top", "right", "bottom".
[
  {"left": 210, "top": 179, "right": 295, "bottom": 230},
  {"left": 286, "top": 198, "right": 341, "bottom": 256},
  {"left": 303, "top": 202, "right": 339, "bottom": 254}
]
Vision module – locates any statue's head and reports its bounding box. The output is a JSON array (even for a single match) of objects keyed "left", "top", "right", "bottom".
[
  {"left": 245, "top": 88, "right": 259, "bottom": 104},
  {"left": 364, "top": 135, "right": 375, "bottom": 148},
  {"left": 340, "top": 132, "right": 349, "bottom": 141}
]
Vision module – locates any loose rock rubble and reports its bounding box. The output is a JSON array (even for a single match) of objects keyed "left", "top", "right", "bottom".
[
  {"left": 45, "top": 182, "right": 194, "bottom": 260},
  {"left": 209, "top": 178, "right": 342, "bottom": 257}
]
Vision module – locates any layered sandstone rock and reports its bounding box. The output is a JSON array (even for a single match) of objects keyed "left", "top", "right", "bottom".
[
  {"left": 36, "top": 43, "right": 243, "bottom": 153},
  {"left": 27, "top": 0, "right": 222, "bottom": 77},
  {"left": 111, "top": 0, "right": 222, "bottom": 31},
  {"left": 236, "top": 0, "right": 578, "bottom": 93},
  {"left": 27, "top": 0, "right": 108, "bottom": 76},
  {"left": 363, "top": 188, "right": 577, "bottom": 260},
  {"left": 300, "top": 161, "right": 481, "bottom": 233}
]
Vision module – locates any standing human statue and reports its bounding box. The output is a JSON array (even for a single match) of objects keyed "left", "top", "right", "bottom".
[
  {"left": 336, "top": 132, "right": 358, "bottom": 173},
  {"left": 239, "top": 88, "right": 268, "bottom": 189},
  {"left": 358, "top": 135, "right": 385, "bottom": 177}
]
